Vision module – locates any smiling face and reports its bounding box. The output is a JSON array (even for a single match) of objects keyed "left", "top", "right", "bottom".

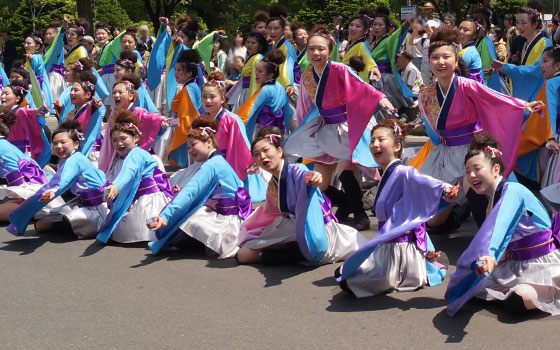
[
  {"left": 120, "top": 34, "right": 136, "bottom": 52},
  {"left": 114, "top": 64, "right": 132, "bottom": 80},
  {"left": 254, "top": 21, "right": 267, "bottom": 35},
  {"left": 24, "top": 37, "right": 38, "bottom": 54},
  {"left": 112, "top": 83, "right": 135, "bottom": 109},
  {"left": 465, "top": 153, "right": 501, "bottom": 196},
  {"left": 429, "top": 45, "right": 457, "bottom": 81},
  {"left": 202, "top": 86, "right": 224, "bottom": 116},
  {"left": 245, "top": 36, "right": 259, "bottom": 55},
  {"left": 306, "top": 35, "right": 330, "bottom": 70},
  {"left": 52, "top": 132, "right": 79, "bottom": 160},
  {"left": 63, "top": 65, "right": 77, "bottom": 83},
  {"left": 370, "top": 127, "right": 401, "bottom": 168},
  {"left": 66, "top": 29, "right": 79, "bottom": 46},
  {"left": 70, "top": 82, "right": 91, "bottom": 107},
  {"left": 458, "top": 21, "right": 476, "bottom": 46},
  {"left": 516, "top": 13, "right": 538, "bottom": 39},
  {"left": 0, "top": 87, "right": 19, "bottom": 108},
  {"left": 294, "top": 28, "right": 309, "bottom": 48},
  {"left": 541, "top": 51, "right": 560, "bottom": 79},
  {"left": 45, "top": 28, "right": 57, "bottom": 44},
  {"left": 348, "top": 19, "right": 367, "bottom": 42},
  {"left": 267, "top": 20, "right": 283, "bottom": 42},
  {"left": 111, "top": 130, "right": 138, "bottom": 156},
  {"left": 187, "top": 137, "right": 214, "bottom": 162},
  {"left": 252, "top": 139, "right": 283, "bottom": 173},
  {"left": 95, "top": 28, "right": 109, "bottom": 44},
  {"left": 255, "top": 61, "right": 273, "bottom": 84}
]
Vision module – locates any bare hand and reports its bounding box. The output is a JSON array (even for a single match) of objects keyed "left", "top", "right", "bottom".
[
  {"left": 524, "top": 100, "right": 544, "bottom": 113},
  {"left": 370, "top": 67, "right": 381, "bottom": 82},
  {"left": 92, "top": 97, "right": 102, "bottom": 108},
  {"left": 477, "top": 255, "right": 496, "bottom": 275},
  {"left": 160, "top": 117, "right": 172, "bottom": 128},
  {"left": 147, "top": 216, "right": 167, "bottom": 231},
  {"left": 285, "top": 85, "right": 294, "bottom": 96},
  {"left": 36, "top": 104, "right": 50, "bottom": 117},
  {"left": 105, "top": 184, "right": 119, "bottom": 202},
  {"left": 442, "top": 185, "right": 459, "bottom": 203},
  {"left": 546, "top": 139, "right": 560, "bottom": 153},
  {"left": 378, "top": 97, "right": 394, "bottom": 111},
  {"left": 172, "top": 184, "right": 182, "bottom": 194},
  {"left": 39, "top": 190, "right": 55, "bottom": 202},
  {"left": 306, "top": 171, "right": 322, "bottom": 187}
]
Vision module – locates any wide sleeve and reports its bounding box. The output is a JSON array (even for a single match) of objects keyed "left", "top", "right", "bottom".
[
  {"left": 149, "top": 161, "right": 219, "bottom": 254},
  {"left": 295, "top": 75, "right": 314, "bottom": 125},
  {"left": 276, "top": 42, "right": 296, "bottom": 88},
  {"left": 136, "top": 109, "right": 166, "bottom": 150},
  {"left": 80, "top": 104, "right": 105, "bottom": 156},
  {"left": 193, "top": 31, "right": 218, "bottom": 73},
  {"left": 247, "top": 54, "right": 262, "bottom": 98},
  {"left": 244, "top": 86, "right": 271, "bottom": 139},
  {"left": 43, "top": 27, "right": 65, "bottom": 71},
  {"left": 147, "top": 25, "right": 172, "bottom": 91},
  {"left": 219, "top": 114, "right": 253, "bottom": 180},
  {"left": 98, "top": 32, "right": 125, "bottom": 67},
  {"left": 339, "top": 166, "right": 449, "bottom": 280}
]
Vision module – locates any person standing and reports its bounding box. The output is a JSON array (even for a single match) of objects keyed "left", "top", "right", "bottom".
[
  {"left": 421, "top": 2, "right": 442, "bottom": 28},
  {"left": 136, "top": 24, "right": 155, "bottom": 58},
  {"left": 1, "top": 32, "right": 17, "bottom": 74}
]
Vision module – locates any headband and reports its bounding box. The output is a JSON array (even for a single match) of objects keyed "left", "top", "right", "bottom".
[
  {"left": 78, "top": 26, "right": 85, "bottom": 34},
  {"left": 211, "top": 80, "right": 226, "bottom": 88},
  {"left": 263, "top": 59, "right": 278, "bottom": 72},
  {"left": 82, "top": 80, "right": 95, "bottom": 91},
  {"left": 75, "top": 61, "right": 84, "bottom": 71},
  {"left": 392, "top": 123, "right": 403, "bottom": 136},
  {"left": 126, "top": 30, "right": 136, "bottom": 36},
  {"left": 18, "top": 65, "right": 28, "bottom": 72},
  {"left": 33, "top": 36, "right": 43, "bottom": 45},
  {"left": 531, "top": 9, "right": 540, "bottom": 17},
  {"left": 73, "top": 129, "right": 84, "bottom": 141},
  {"left": 264, "top": 133, "right": 281, "bottom": 143},
  {"left": 196, "top": 127, "right": 216, "bottom": 137},
  {"left": 484, "top": 146, "right": 502, "bottom": 158},
  {"left": 119, "top": 59, "right": 135, "bottom": 67},
  {"left": 127, "top": 123, "right": 142, "bottom": 135},
  {"left": 121, "top": 80, "right": 136, "bottom": 91}
]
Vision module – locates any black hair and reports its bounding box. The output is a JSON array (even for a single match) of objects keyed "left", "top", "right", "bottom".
[
  {"left": 75, "top": 70, "right": 97, "bottom": 94},
  {"left": 543, "top": 46, "right": 560, "bottom": 64},
  {"left": 246, "top": 32, "right": 268, "bottom": 55},
  {"left": 251, "top": 126, "right": 284, "bottom": 151},
  {"left": 6, "top": 81, "right": 28, "bottom": 104},
  {"left": 504, "top": 14, "right": 515, "bottom": 25},
  {"left": 95, "top": 21, "right": 111, "bottom": 34},
  {"left": 464, "top": 134, "right": 505, "bottom": 175},
  {"left": 52, "top": 120, "right": 82, "bottom": 144},
  {"left": 122, "top": 25, "right": 138, "bottom": 43},
  {"left": 371, "top": 119, "right": 406, "bottom": 158},
  {"left": 518, "top": 2, "right": 543, "bottom": 30},
  {"left": 349, "top": 55, "right": 366, "bottom": 73},
  {"left": 0, "top": 107, "right": 17, "bottom": 137},
  {"left": 268, "top": 4, "right": 288, "bottom": 28},
  {"left": 262, "top": 49, "right": 285, "bottom": 80},
  {"left": 349, "top": 14, "right": 371, "bottom": 34},
  {"left": 10, "top": 60, "right": 30, "bottom": 83},
  {"left": 116, "top": 50, "right": 137, "bottom": 72},
  {"left": 177, "top": 49, "right": 201, "bottom": 75},
  {"left": 110, "top": 110, "right": 141, "bottom": 138}
]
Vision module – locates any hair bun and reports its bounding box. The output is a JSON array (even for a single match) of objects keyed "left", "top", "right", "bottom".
[
  {"left": 265, "top": 49, "right": 286, "bottom": 65},
  {"left": 469, "top": 133, "right": 501, "bottom": 151},
  {"left": 113, "top": 110, "right": 139, "bottom": 126}
]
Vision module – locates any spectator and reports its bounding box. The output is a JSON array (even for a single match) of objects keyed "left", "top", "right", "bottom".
[
  {"left": 503, "top": 14, "right": 518, "bottom": 61},
  {"left": 442, "top": 13, "right": 456, "bottom": 29},
  {"left": 553, "top": 11, "right": 560, "bottom": 44},
  {"left": 1, "top": 32, "right": 17, "bottom": 73},
  {"left": 226, "top": 32, "right": 247, "bottom": 72},
  {"left": 211, "top": 39, "right": 227, "bottom": 73},
  {"left": 402, "top": 17, "right": 425, "bottom": 70},
  {"left": 136, "top": 24, "right": 155, "bottom": 57},
  {"left": 421, "top": 2, "right": 442, "bottom": 28},
  {"left": 284, "top": 23, "right": 293, "bottom": 41},
  {"left": 508, "top": 34, "right": 526, "bottom": 65},
  {"left": 111, "top": 26, "right": 120, "bottom": 39},
  {"left": 397, "top": 51, "right": 423, "bottom": 95},
  {"left": 333, "top": 15, "right": 348, "bottom": 44},
  {"left": 82, "top": 36, "right": 100, "bottom": 66},
  {"left": 492, "top": 27, "right": 507, "bottom": 62}
]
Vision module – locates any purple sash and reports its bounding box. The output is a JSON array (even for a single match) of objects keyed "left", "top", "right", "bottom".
[
  {"left": 133, "top": 169, "right": 174, "bottom": 201},
  {"left": 79, "top": 181, "right": 110, "bottom": 206},
  {"left": 11, "top": 139, "right": 31, "bottom": 154},
  {"left": 5, "top": 159, "right": 46, "bottom": 186},
  {"left": 379, "top": 220, "right": 428, "bottom": 252},
  {"left": 92, "top": 135, "right": 103, "bottom": 152},
  {"left": 377, "top": 61, "right": 392, "bottom": 74},
  {"left": 101, "top": 64, "right": 115, "bottom": 75},
  {"left": 503, "top": 216, "right": 560, "bottom": 261},
  {"left": 438, "top": 121, "right": 483, "bottom": 146},
  {"left": 241, "top": 76, "right": 251, "bottom": 89},
  {"left": 214, "top": 188, "right": 252, "bottom": 219},
  {"left": 468, "top": 70, "right": 484, "bottom": 84},
  {"left": 49, "top": 64, "right": 65, "bottom": 75},
  {"left": 294, "top": 63, "right": 301, "bottom": 84},
  {"left": 320, "top": 194, "right": 338, "bottom": 225},
  {"left": 318, "top": 105, "right": 347, "bottom": 124},
  {"left": 257, "top": 106, "right": 285, "bottom": 132}
]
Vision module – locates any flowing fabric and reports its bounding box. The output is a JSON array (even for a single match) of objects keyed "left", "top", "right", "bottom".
[
  {"left": 147, "top": 25, "right": 172, "bottom": 91},
  {"left": 149, "top": 153, "right": 248, "bottom": 254},
  {"left": 476, "top": 36, "right": 500, "bottom": 91},
  {"left": 341, "top": 38, "right": 375, "bottom": 82},
  {"left": 274, "top": 37, "right": 296, "bottom": 89},
  {"left": 28, "top": 54, "right": 53, "bottom": 108},
  {"left": 168, "top": 84, "right": 201, "bottom": 167},
  {"left": 74, "top": 103, "right": 106, "bottom": 156},
  {"left": 8, "top": 107, "right": 50, "bottom": 167},
  {"left": 7, "top": 152, "right": 107, "bottom": 236}
]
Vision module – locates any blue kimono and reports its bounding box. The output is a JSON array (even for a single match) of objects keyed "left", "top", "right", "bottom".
[
  {"left": 96, "top": 147, "right": 173, "bottom": 243},
  {"left": 459, "top": 43, "right": 483, "bottom": 84},
  {"left": 73, "top": 102, "right": 106, "bottom": 157},
  {"left": 29, "top": 53, "right": 53, "bottom": 108},
  {"left": 445, "top": 181, "right": 559, "bottom": 316},
  {"left": 7, "top": 151, "right": 107, "bottom": 236},
  {"left": 244, "top": 80, "right": 293, "bottom": 139},
  {"left": 149, "top": 152, "right": 250, "bottom": 254},
  {"left": 273, "top": 37, "right": 297, "bottom": 90},
  {"left": 0, "top": 138, "right": 49, "bottom": 184}
]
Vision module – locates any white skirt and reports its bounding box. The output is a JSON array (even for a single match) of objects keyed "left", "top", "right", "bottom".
[
  {"left": 40, "top": 197, "right": 108, "bottom": 238},
  {"left": 101, "top": 73, "right": 116, "bottom": 110},
  {"left": 153, "top": 127, "right": 174, "bottom": 166},
  {"left": 476, "top": 249, "right": 560, "bottom": 315},
  {"left": 344, "top": 242, "right": 428, "bottom": 298},
  {"left": 283, "top": 119, "right": 351, "bottom": 163},
  {"left": 229, "top": 86, "right": 249, "bottom": 112},
  {"left": 0, "top": 182, "right": 65, "bottom": 218},
  {"left": 149, "top": 73, "right": 167, "bottom": 114},
  {"left": 48, "top": 72, "right": 66, "bottom": 102},
  {"left": 110, "top": 191, "right": 171, "bottom": 243},
  {"left": 178, "top": 205, "right": 241, "bottom": 259},
  {"left": 419, "top": 143, "right": 469, "bottom": 185},
  {"left": 241, "top": 214, "right": 366, "bottom": 265}
]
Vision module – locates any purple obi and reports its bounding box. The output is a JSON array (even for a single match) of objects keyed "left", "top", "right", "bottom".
[
  {"left": 257, "top": 106, "right": 285, "bottom": 132},
  {"left": 49, "top": 64, "right": 65, "bottom": 75},
  {"left": 294, "top": 63, "right": 301, "bottom": 84},
  {"left": 92, "top": 135, "right": 103, "bottom": 152},
  {"left": 11, "top": 140, "right": 31, "bottom": 154},
  {"left": 438, "top": 121, "right": 483, "bottom": 146},
  {"left": 5, "top": 159, "right": 46, "bottom": 186},
  {"left": 503, "top": 216, "right": 560, "bottom": 261},
  {"left": 133, "top": 169, "right": 174, "bottom": 201},
  {"left": 101, "top": 64, "right": 115, "bottom": 75},
  {"left": 79, "top": 181, "right": 110, "bottom": 206},
  {"left": 320, "top": 194, "right": 338, "bottom": 225},
  {"left": 379, "top": 221, "right": 428, "bottom": 252},
  {"left": 377, "top": 61, "right": 392, "bottom": 74},
  {"left": 318, "top": 105, "right": 347, "bottom": 124},
  {"left": 241, "top": 76, "right": 251, "bottom": 89},
  {"left": 468, "top": 70, "right": 484, "bottom": 84},
  {"left": 214, "top": 188, "right": 252, "bottom": 219}
]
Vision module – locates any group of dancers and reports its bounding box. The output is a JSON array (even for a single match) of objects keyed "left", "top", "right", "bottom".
[{"left": 0, "top": 1, "right": 559, "bottom": 318}]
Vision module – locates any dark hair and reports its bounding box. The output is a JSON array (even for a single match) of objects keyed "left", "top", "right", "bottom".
[
  {"left": 175, "top": 15, "right": 192, "bottom": 29},
  {"left": 543, "top": 46, "right": 560, "bottom": 64},
  {"left": 247, "top": 32, "right": 268, "bottom": 55},
  {"left": 27, "top": 31, "right": 44, "bottom": 49},
  {"left": 457, "top": 58, "right": 470, "bottom": 77},
  {"left": 518, "top": 2, "right": 543, "bottom": 30},
  {"left": 374, "top": 13, "right": 390, "bottom": 32},
  {"left": 459, "top": 16, "right": 482, "bottom": 42},
  {"left": 9, "top": 60, "right": 30, "bottom": 83},
  {"left": 47, "top": 21, "right": 61, "bottom": 30},
  {"left": 177, "top": 49, "right": 201, "bottom": 75},
  {"left": 349, "top": 55, "right": 366, "bottom": 73},
  {"left": 204, "top": 71, "right": 227, "bottom": 99},
  {"left": 268, "top": 4, "right": 288, "bottom": 28},
  {"left": 122, "top": 25, "right": 138, "bottom": 43},
  {"left": 504, "top": 14, "right": 515, "bottom": 24},
  {"left": 68, "top": 57, "right": 93, "bottom": 77},
  {"left": 251, "top": 126, "right": 284, "bottom": 151},
  {"left": 115, "top": 50, "right": 137, "bottom": 72},
  {"left": 398, "top": 51, "right": 413, "bottom": 61},
  {"left": 115, "top": 73, "right": 141, "bottom": 91},
  {"left": 75, "top": 70, "right": 97, "bottom": 94},
  {"left": 472, "top": 10, "right": 490, "bottom": 33},
  {"left": 0, "top": 107, "right": 17, "bottom": 137},
  {"left": 68, "top": 18, "right": 90, "bottom": 37},
  {"left": 290, "top": 21, "right": 305, "bottom": 34},
  {"left": 358, "top": 7, "right": 376, "bottom": 18},
  {"left": 253, "top": 11, "right": 269, "bottom": 25},
  {"left": 53, "top": 120, "right": 82, "bottom": 144},
  {"left": 410, "top": 16, "right": 426, "bottom": 35},
  {"left": 262, "top": 49, "right": 285, "bottom": 79},
  {"left": 371, "top": 119, "right": 406, "bottom": 158},
  {"left": 308, "top": 25, "right": 334, "bottom": 53},
  {"left": 349, "top": 14, "right": 371, "bottom": 33},
  {"left": 464, "top": 133, "right": 505, "bottom": 175},
  {"left": 95, "top": 21, "right": 110, "bottom": 34},
  {"left": 428, "top": 27, "right": 460, "bottom": 57},
  {"left": 177, "top": 25, "right": 197, "bottom": 43},
  {"left": 188, "top": 113, "right": 219, "bottom": 148},
  {"left": 6, "top": 81, "right": 28, "bottom": 104},
  {"left": 110, "top": 110, "right": 141, "bottom": 137},
  {"left": 443, "top": 13, "right": 457, "bottom": 25},
  {"left": 374, "top": 6, "right": 389, "bottom": 17}
]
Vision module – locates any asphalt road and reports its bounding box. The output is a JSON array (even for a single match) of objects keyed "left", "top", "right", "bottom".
[{"left": 1, "top": 214, "right": 559, "bottom": 349}]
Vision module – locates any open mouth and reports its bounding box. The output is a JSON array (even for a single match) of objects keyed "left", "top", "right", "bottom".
[
  {"left": 262, "top": 160, "right": 271, "bottom": 167},
  {"left": 471, "top": 180, "right": 482, "bottom": 189},
  {"left": 372, "top": 150, "right": 383, "bottom": 158}
]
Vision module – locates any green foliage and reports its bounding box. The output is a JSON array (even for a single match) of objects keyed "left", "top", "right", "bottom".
[
  {"left": 94, "top": 0, "right": 132, "bottom": 29},
  {"left": 490, "top": 0, "right": 525, "bottom": 18}
]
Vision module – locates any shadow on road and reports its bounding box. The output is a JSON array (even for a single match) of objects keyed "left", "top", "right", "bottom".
[
  {"left": 0, "top": 231, "right": 76, "bottom": 255},
  {"left": 326, "top": 290, "right": 447, "bottom": 313}
]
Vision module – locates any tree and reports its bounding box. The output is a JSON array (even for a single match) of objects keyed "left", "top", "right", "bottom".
[{"left": 76, "top": 0, "right": 94, "bottom": 34}]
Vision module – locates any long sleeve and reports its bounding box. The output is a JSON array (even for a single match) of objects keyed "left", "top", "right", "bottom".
[
  {"left": 98, "top": 32, "right": 125, "bottom": 67},
  {"left": 147, "top": 25, "right": 172, "bottom": 91},
  {"left": 193, "top": 31, "right": 219, "bottom": 73},
  {"left": 43, "top": 27, "right": 66, "bottom": 71}
]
